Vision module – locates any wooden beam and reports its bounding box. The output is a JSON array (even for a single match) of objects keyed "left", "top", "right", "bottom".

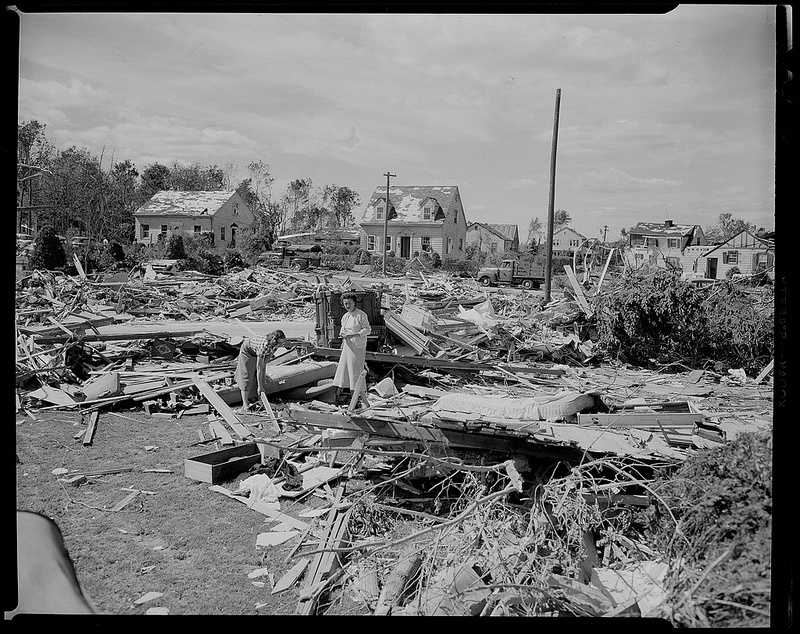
[
  {"left": 33, "top": 329, "right": 204, "bottom": 345},
  {"left": 260, "top": 393, "right": 281, "bottom": 435},
  {"left": 208, "top": 421, "right": 234, "bottom": 445},
  {"left": 195, "top": 381, "right": 253, "bottom": 440},
  {"left": 576, "top": 413, "right": 703, "bottom": 428},
  {"left": 755, "top": 358, "right": 774, "bottom": 384},
  {"left": 563, "top": 264, "right": 593, "bottom": 316},
  {"left": 109, "top": 490, "right": 139, "bottom": 512},
  {"left": 82, "top": 411, "right": 99, "bottom": 446}
]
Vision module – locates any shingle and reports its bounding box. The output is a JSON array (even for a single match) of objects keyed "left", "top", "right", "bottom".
[
  {"left": 134, "top": 190, "right": 235, "bottom": 217},
  {"left": 359, "top": 185, "right": 460, "bottom": 223},
  {"left": 630, "top": 222, "right": 696, "bottom": 237},
  {"left": 485, "top": 224, "right": 517, "bottom": 240}
]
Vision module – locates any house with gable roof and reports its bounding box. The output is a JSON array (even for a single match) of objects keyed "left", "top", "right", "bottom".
[
  {"left": 694, "top": 229, "right": 774, "bottom": 280},
  {"left": 466, "top": 222, "right": 520, "bottom": 254},
  {"left": 552, "top": 226, "right": 588, "bottom": 256},
  {"left": 358, "top": 185, "right": 467, "bottom": 259},
  {"left": 133, "top": 190, "right": 254, "bottom": 253}
]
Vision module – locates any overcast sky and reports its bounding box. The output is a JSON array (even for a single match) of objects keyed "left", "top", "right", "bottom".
[{"left": 18, "top": 7, "right": 776, "bottom": 240}]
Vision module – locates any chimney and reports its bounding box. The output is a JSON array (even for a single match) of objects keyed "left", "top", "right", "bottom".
[{"left": 664, "top": 219, "right": 674, "bottom": 227}]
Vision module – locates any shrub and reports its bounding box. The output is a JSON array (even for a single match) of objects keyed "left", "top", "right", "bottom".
[
  {"left": 442, "top": 256, "right": 479, "bottom": 277},
  {"left": 109, "top": 242, "right": 125, "bottom": 262},
  {"left": 166, "top": 234, "right": 187, "bottom": 259},
  {"left": 179, "top": 234, "right": 224, "bottom": 275},
  {"left": 352, "top": 248, "right": 371, "bottom": 265},
  {"left": 223, "top": 248, "right": 246, "bottom": 271},
  {"left": 30, "top": 226, "right": 66, "bottom": 270},
  {"left": 636, "top": 431, "right": 771, "bottom": 627},
  {"left": 595, "top": 269, "right": 773, "bottom": 372}
]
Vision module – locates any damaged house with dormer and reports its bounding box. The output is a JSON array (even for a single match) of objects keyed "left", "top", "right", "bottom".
[
  {"left": 358, "top": 185, "right": 467, "bottom": 260},
  {"left": 623, "top": 219, "right": 708, "bottom": 272}
]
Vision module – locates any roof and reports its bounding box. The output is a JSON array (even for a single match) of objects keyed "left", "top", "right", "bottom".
[
  {"left": 134, "top": 190, "right": 236, "bottom": 217},
  {"left": 467, "top": 222, "right": 507, "bottom": 241},
  {"left": 360, "top": 185, "right": 460, "bottom": 223},
  {"left": 629, "top": 222, "right": 696, "bottom": 237},
  {"left": 700, "top": 229, "right": 774, "bottom": 258},
  {"left": 554, "top": 226, "right": 587, "bottom": 240},
  {"left": 486, "top": 224, "right": 518, "bottom": 240}
]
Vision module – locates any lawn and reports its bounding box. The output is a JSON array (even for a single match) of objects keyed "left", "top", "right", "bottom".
[{"left": 15, "top": 407, "right": 361, "bottom": 615}]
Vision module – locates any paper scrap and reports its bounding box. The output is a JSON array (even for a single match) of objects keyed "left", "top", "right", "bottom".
[
  {"left": 134, "top": 591, "right": 164, "bottom": 605},
  {"left": 256, "top": 531, "right": 298, "bottom": 548}
]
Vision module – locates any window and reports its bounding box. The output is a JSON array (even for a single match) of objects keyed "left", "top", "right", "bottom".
[
  {"left": 722, "top": 250, "right": 738, "bottom": 265},
  {"left": 667, "top": 238, "right": 679, "bottom": 249},
  {"left": 233, "top": 203, "right": 239, "bottom": 216},
  {"left": 665, "top": 256, "right": 682, "bottom": 270},
  {"left": 141, "top": 224, "right": 150, "bottom": 238},
  {"left": 421, "top": 236, "right": 431, "bottom": 252},
  {"left": 490, "top": 243, "right": 497, "bottom": 253},
  {"left": 367, "top": 235, "right": 376, "bottom": 251},
  {"left": 446, "top": 237, "right": 452, "bottom": 253},
  {"left": 220, "top": 226, "right": 226, "bottom": 241},
  {"left": 377, "top": 205, "right": 385, "bottom": 220},
  {"left": 160, "top": 224, "right": 168, "bottom": 234},
  {"left": 385, "top": 236, "right": 391, "bottom": 252},
  {"left": 423, "top": 206, "right": 432, "bottom": 220},
  {"left": 194, "top": 225, "right": 201, "bottom": 234},
  {"left": 453, "top": 212, "right": 457, "bottom": 224},
  {"left": 459, "top": 238, "right": 463, "bottom": 250}
]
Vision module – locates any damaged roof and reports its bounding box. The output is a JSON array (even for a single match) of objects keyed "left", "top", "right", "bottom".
[
  {"left": 630, "top": 222, "right": 698, "bottom": 237},
  {"left": 360, "top": 185, "right": 460, "bottom": 223},
  {"left": 468, "top": 222, "right": 507, "bottom": 241},
  {"left": 134, "top": 190, "right": 237, "bottom": 217},
  {"left": 486, "top": 224, "right": 518, "bottom": 240}
]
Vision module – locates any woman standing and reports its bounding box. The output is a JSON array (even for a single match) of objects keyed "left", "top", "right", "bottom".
[
  {"left": 333, "top": 293, "right": 371, "bottom": 398},
  {"left": 235, "top": 329, "right": 286, "bottom": 413}
]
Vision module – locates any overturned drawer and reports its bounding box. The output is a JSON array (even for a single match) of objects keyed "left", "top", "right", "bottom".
[{"left": 184, "top": 442, "right": 261, "bottom": 484}]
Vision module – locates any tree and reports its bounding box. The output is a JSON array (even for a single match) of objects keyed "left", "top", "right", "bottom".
[
  {"left": 321, "top": 185, "right": 360, "bottom": 228},
  {"left": 705, "top": 212, "right": 755, "bottom": 243},
  {"left": 286, "top": 178, "right": 313, "bottom": 230},
  {"left": 139, "top": 163, "right": 170, "bottom": 199},
  {"left": 17, "top": 120, "right": 54, "bottom": 210},
  {"left": 30, "top": 225, "right": 66, "bottom": 270},
  {"left": 527, "top": 216, "right": 543, "bottom": 249},
  {"left": 247, "top": 160, "right": 275, "bottom": 206},
  {"left": 105, "top": 160, "right": 140, "bottom": 243},
  {"left": 554, "top": 209, "right": 571, "bottom": 228},
  {"left": 166, "top": 162, "right": 226, "bottom": 191}
]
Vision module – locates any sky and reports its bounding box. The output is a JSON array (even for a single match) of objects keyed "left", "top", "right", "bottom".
[{"left": 17, "top": 7, "right": 776, "bottom": 240}]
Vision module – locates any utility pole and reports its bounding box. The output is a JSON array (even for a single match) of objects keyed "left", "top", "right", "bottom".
[
  {"left": 543, "top": 88, "right": 562, "bottom": 304},
  {"left": 602, "top": 225, "right": 609, "bottom": 243},
  {"left": 381, "top": 171, "right": 396, "bottom": 277}
]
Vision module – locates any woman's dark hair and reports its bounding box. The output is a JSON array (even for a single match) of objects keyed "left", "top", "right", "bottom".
[{"left": 341, "top": 292, "right": 358, "bottom": 302}]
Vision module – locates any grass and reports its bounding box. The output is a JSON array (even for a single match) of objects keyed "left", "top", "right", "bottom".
[{"left": 15, "top": 408, "right": 337, "bottom": 615}]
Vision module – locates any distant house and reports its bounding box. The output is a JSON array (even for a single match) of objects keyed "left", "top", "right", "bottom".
[
  {"left": 694, "top": 229, "right": 774, "bottom": 280},
  {"left": 466, "top": 222, "right": 519, "bottom": 254},
  {"left": 358, "top": 185, "right": 467, "bottom": 259},
  {"left": 624, "top": 220, "right": 707, "bottom": 271},
  {"left": 133, "top": 190, "right": 254, "bottom": 252},
  {"left": 552, "top": 226, "right": 587, "bottom": 257}
]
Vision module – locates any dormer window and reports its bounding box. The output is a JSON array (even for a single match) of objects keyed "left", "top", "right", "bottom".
[
  {"left": 423, "top": 205, "right": 432, "bottom": 220},
  {"left": 453, "top": 211, "right": 457, "bottom": 224},
  {"left": 377, "top": 204, "right": 385, "bottom": 220},
  {"left": 233, "top": 202, "right": 239, "bottom": 216}
]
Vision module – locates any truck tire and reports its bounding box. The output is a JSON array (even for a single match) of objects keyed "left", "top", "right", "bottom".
[
  {"left": 521, "top": 279, "right": 534, "bottom": 290},
  {"left": 479, "top": 276, "right": 492, "bottom": 287}
]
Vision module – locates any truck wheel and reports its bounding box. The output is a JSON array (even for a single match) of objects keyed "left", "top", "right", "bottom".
[
  {"left": 479, "top": 276, "right": 492, "bottom": 287},
  {"left": 522, "top": 279, "right": 534, "bottom": 290}
]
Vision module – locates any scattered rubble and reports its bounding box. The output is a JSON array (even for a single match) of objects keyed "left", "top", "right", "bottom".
[{"left": 15, "top": 261, "right": 772, "bottom": 623}]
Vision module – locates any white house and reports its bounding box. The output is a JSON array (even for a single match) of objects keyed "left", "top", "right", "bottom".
[
  {"left": 358, "top": 185, "right": 467, "bottom": 259},
  {"left": 552, "top": 226, "right": 587, "bottom": 256},
  {"left": 694, "top": 229, "right": 774, "bottom": 280},
  {"left": 133, "top": 190, "right": 254, "bottom": 253},
  {"left": 466, "top": 222, "right": 520, "bottom": 254},
  {"left": 624, "top": 220, "right": 707, "bottom": 271}
]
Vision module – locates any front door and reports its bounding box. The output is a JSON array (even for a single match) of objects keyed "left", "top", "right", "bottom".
[
  {"left": 400, "top": 236, "right": 411, "bottom": 259},
  {"left": 706, "top": 257, "right": 718, "bottom": 279}
]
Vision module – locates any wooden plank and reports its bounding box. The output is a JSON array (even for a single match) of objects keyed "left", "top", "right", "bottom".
[
  {"left": 563, "top": 264, "right": 593, "bottom": 316},
  {"left": 576, "top": 413, "right": 703, "bottom": 428},
  {"left": 131, "top": 372, "right": 231, "bottom": 402},
  {"left": 260, "top": 393, "right": 281, "bottom": 435},
  {"left": 109, "top": 490, "right": 139, "bottom": 512},
  {"left": 73, "top": 253, "right": 87, "bottom": 280},
  {"left": 594, "top": 248, "right": 614, "bottom": 295},
  {"left": 33, "top": 329, "right": 204, "bottom": 345},
  {"left": 82, "top": 411, "right": 99, "bottom": 446},
  {"left": 209, "top": 421, "right": 234, "bottom": 446},
  {"left": 755, "top": 359, "right": 774, "bottom": 384},
  {"left": 194, "top": 380, "right": 253, "bottom": 439},
  {"left": 272, "top": 558, "right": 310, "bottom": 594}
]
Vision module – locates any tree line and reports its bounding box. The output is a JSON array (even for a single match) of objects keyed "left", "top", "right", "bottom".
[{"left": 16, "top": 120, "right": 361, "bottom": 249}]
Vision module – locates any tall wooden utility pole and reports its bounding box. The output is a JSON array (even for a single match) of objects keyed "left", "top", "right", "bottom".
[
  {"left": 543, "top": 88, "right": 562, "bottom": 304},
  {"left": 381, "top": 171, "right": 396, "bottom": 277}
]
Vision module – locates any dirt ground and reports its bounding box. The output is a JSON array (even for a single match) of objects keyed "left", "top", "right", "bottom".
[{"left": 14, "top": 408, "right": 368, "bottom": 615}]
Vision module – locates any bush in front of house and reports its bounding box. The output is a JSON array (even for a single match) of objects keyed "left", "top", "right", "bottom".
[
  {"left": 351, "top": 248, "right": 371, "bottom": 265},
  {"left": 223, "top": 248, "right": 246, "bottom": 271},
  {"left": 178, "top": 234, "right": 224, "bottom": 275},
  {"left": 166, "top": 234, "right": 187, "bottom": 259},
  {"left": 30, "top": 225, "right": 67, "bottom": 270}
]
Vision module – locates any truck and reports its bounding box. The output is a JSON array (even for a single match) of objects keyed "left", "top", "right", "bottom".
[
  {"left": 257, "top": 243, "right": 323, "bottom": 270},
  {"left": 476, "top": 259, "right": 546, "bottom": 289}
]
